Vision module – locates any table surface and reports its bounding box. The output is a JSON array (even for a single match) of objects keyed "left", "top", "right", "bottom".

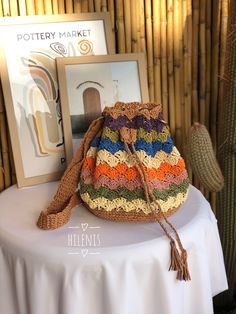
[{"left": 0, "top": 182, "right": 228, "bottom": 314}]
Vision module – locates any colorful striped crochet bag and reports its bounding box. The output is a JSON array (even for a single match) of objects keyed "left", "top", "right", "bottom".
[{"left": 37, "top": 102, "right": 190, "bottom": 281}]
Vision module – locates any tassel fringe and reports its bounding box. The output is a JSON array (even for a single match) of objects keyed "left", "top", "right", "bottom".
[
  {"left": 169, "top": 241, "right": 191, "bottom": 281},
  {"left": 169, "top": 240, "right": 183, "bottom": 272},
  {"left": 179, "top": 250, "right": 191, "bottom": 281}
]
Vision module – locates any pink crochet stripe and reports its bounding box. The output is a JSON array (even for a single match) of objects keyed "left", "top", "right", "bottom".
[{"left": 80, "top": 167, "right": 188, "bottom": 191}]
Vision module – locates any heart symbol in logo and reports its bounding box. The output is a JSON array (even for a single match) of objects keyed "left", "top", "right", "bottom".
[
  {"left": 81, "top": 249, "right": 88, "bottom": 258},
  {"left": 81, "top": 223, "right": 88, "bottom": 232}
]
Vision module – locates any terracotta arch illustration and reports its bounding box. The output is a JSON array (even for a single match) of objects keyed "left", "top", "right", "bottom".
[{"left": 83, "top": 87, "right": 102, "bottom": 124}]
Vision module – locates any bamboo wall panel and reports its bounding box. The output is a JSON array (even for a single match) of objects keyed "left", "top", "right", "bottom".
[{"left": 0, "top": 0, "right": 229, "bottom": 212}]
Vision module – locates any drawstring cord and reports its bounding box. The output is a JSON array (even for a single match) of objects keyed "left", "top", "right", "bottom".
[{"left": 121, "top": 128, "right": 191, "bottom": 281}]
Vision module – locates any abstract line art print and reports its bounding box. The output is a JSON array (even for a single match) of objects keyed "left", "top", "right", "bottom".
[{"left": 0, "top": 13, "right": 114, "bottom": 186}]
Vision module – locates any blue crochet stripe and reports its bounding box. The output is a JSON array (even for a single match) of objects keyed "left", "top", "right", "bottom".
[
  {"left": 90, "top": 136, "right": 173, "bottom": 156},
  {"left": 91, "top": 136, "right": 101, "bottom": 147}
]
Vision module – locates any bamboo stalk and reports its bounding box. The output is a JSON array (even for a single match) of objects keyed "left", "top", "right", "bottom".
[
  {"left": 211, "top": 0, "right": 221, "bottom": 150},
  {"left": 94, "top": 0, "right": 101, "bottom": 12},
  {"left": 167, "top": 0, "right": 175, "bottom": 135},
  {"left": 218, "top": 0, "right": 228, "bottom": 141},
  {"left": 182, "top": 0, "right": 188, "bottom": 150},
  {"left": 160, "top": 0, "right": 168, "bottom": 121},
  {"left": 82, "top": 0, "right": 89, "bottom": 12},
  {"left": 101, "top": 0, "right": 107, "bottom": 12},
  {"left": 139, "top": 0, "right": 146, "bottom": 53},
  {"left": 195, "top": 0, "right": 206, "bottom": 192},
  {"left": 58, "top": 0, "right": 65, "bottom": 13},
  {"left": 192, "top": 0, "right": 199, "bottom": 123},
  {"left": 153, "top": 1, "right": 162, "bottom": 104},
  {"left": 9, "top": 0, "right": 18, "bottom": 15},
  {"left": 145, "top": 0, "right": 154, "bottom": 101},
  {"left": 26, "top": 0, "right": 35, "bottom": 15},
  {"left": 131, "top": 0, "right": 138, "bottom": 52},
  {"left": 74, "top": 0, "right": 82, "bottom": 13},
  {"left": 0, "top": 85, "right": 11, "bottom": 188},
  {"left": 205, "top": 0, "right": 212, "bottom": 130},
  {"left": 193, "top": 174, "right": 200, "bottom": 190},
  {"left": 179, "top": 0, "right": 185, "bottom": 143},
  {"left": 52, "top": 0, "right": 58, "bottom": 14},
  {"left": 18, "top": 0, "right": 26, "bottom": 15},
  {"left": 65, "top": 0, "right": 73, "bottom": 13},
  {"left": 211, "top": 192, "right": 217, "bottom": 215},
  {"left": 136, "top": 0, "right": 141, "bottom": 52},
  {"left": 173, "top": 0, "right": 182, "bottom": 151},
  {"left": 0, "top": 0, "right": 3, "bottom": 16},
  {"left": 185, "top": 0, "right": 193, "bottom": 181},
  {"left": 88, "top": 0, "right": 94, "bottom": 12},
  {"left": 43, "top": 0, "right": 52, "bottom": 14},
  {"left": 115, "top": 0, "right": 125, "bottom": 53},
  {"left": 124, "top": 0, "right": 131, "bottom": 52},
  {"left": 205, "top": 189, "right": 210, "bottom": 202},
  {"left": 186, "top": 0, "right": 192, "bottom": 132},
  {"left": 200, "top": 185, "right": 204, "bottom": 195},
  {"left": 2, "top": 0, "right": 10, "bottom": 16},
  {"left": 199, "top": 0, "right": 206, "bottom": 125},
  {"left": 107, "top": 0, "right": 115, "bottom": 49},
  {"left": 35, "top": 0, "right": 44, "bottom": 15},
  {"left": 183, "top": 0, "right": 188, "bottom": 136}
]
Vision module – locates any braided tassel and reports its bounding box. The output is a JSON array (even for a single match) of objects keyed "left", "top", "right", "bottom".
[
  {"left": 169, "top": 240, "right": 183, "bottom": 272},
  {"left": 169, "top": 242, "right": 191, "bottom": 281},
  {"left": 179, "top": 250, "right": 191, "bottom": 281}
]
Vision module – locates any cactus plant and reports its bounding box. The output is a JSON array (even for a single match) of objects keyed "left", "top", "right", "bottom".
[{"left": 187, "top": 123, "right": 224, "bottom": 192}]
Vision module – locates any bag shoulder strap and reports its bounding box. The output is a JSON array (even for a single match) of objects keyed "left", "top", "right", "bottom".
[{"left": 37, "top": 117, "right": 104, "bottom": 230}]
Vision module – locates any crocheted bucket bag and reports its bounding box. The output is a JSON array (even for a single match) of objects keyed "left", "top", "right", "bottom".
[{"left": 37, "top": 102, "right": 190, "bottom": 280}]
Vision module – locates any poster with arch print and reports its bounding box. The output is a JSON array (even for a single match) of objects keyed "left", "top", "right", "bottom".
[
  {"left": 56, "top": 53, "right": 149, "bottom": 164},
  {"left": 0, "top": 13, "right": 114, "bottom": 187}
]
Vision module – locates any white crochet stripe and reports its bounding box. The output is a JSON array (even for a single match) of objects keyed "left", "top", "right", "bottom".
[
  {"left": 86, "top": 146, "right": 182, "bottom": 168},
  {"left": 80, "top": 190, "right": 189, "bottom": 214}
]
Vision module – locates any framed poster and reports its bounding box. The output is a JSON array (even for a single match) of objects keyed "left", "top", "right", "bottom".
[
  {"left": 56, "top": 53, "right": 149, "bottom": 163},
  {"left": 0, "top": 13, "right": 114, "bottom": 187}
]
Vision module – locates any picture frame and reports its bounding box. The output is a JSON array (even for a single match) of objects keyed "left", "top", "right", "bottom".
[
  {"left": 56, "top": 53, "right": 149, "bottom": 163},
  {"left": 0, "top": 13, "right": 114, "bottom": 187}
]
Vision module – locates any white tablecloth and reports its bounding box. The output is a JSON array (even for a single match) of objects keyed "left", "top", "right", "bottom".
[{"left": 0, "top": 182, "right": 228, "bottom": 314}]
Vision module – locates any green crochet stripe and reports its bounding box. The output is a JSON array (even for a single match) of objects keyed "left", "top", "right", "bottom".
[
  {"left": 101, "top": 126, "right": 170, "bottom": 143},
  {"left": 138, "top": 127, "right": 170, "bottom": 143},
  {"left": 80, "top": 178, "right": 189, "bottom": 201}
]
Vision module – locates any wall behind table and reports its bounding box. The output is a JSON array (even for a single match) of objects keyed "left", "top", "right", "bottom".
[{"left": 0, "top": 0, "right": 229, "bottom": 214}]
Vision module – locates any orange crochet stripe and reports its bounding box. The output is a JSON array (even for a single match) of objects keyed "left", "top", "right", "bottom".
[{"left": 83, "top": 156, "right": 186, "bottom": 181}]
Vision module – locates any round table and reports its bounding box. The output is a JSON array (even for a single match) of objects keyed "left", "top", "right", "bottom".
[{"left": 0, "top": 182, "right": 228, "bottom": 314}]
